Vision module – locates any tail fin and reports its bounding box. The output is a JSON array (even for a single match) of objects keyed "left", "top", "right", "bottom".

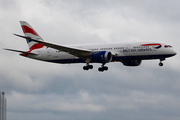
[{"left": 20, "top": 21, "right": 44, "bottom": 51}]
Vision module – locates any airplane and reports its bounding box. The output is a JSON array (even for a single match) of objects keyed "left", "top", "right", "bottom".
[{"left": 4, "top": 21, "right": 177, "bottom": 72}]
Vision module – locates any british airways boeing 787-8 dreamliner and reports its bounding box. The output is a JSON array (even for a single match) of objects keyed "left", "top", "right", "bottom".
[{"left": 5, "top": 21, "right": 177, "bottom": 72}]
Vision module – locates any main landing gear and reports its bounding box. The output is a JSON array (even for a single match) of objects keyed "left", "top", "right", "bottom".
[
  {"left": 83, "top": 63, "right": 108, "bottom": 72},
  {"left": 159, "top": 58, "right": 165, "bottom": 66},
  {"left": 98, "top": 63, "right": 108, "bottom": 72},
  {"left": 83, "top": 63, "right": 93, "bottom": 70}
]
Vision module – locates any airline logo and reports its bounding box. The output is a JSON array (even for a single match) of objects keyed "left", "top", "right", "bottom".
[
  {"left": 141, "top": 43, "right": 162, "bottom": 49},
  {"left": 21, "top": 25, "right": 38, "bottom": 36},
  {"left": 21, "top": 25, "right": 44, "bottom": 51}
]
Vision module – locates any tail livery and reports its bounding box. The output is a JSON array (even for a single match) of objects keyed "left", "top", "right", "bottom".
[{"left": 20, "top": 21, "right": 44, "bottom": 51}]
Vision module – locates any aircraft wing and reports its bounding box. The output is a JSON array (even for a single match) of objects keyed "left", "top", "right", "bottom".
[
  {"left": 4, "top": 48, "right": 39, "bottom": 55},
  {"left": 13, "top": 34, "right": 93, "bottom": 59}
]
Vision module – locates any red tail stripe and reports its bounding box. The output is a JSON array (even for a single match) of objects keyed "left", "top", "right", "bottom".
[
  {"left": 21, "top": 25, "right": 38, "bottom": 36},
  {"left": 22, "top": 43, "right": 44, "bottom": 57},
  {"left": 29, "top": 43, "right": 44, "bottom": 51}
]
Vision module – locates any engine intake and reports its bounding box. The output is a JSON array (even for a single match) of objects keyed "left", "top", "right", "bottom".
[
  {"left": 91, "top": 51, "right": 112, "bottom": 63},
  {"left": 122, "top": 60, "right": 142, "bottom": 66}
]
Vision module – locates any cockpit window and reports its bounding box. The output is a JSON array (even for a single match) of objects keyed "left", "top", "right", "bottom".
[{"left": 164, "top": 45, "right": 172, "bottom": 48}]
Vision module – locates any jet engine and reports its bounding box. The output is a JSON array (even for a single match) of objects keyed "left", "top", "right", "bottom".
[
  {"left": 122, "top": 60, "right": 142, "bottom": 66},
  {"left": 91, "top": 51, "right": 112, "bottom": 63}
]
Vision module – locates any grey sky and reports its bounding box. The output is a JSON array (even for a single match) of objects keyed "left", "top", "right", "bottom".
[{"left": 0, "top": 0, "right": 180, "bottom": 120}]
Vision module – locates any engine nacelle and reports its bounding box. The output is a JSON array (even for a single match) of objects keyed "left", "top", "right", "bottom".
[
  {"left": 122, "top": 60, "right": 142, "bottom": 66},
  {"left": 91, "top": 51, "right": 112, "bottom": 63}
]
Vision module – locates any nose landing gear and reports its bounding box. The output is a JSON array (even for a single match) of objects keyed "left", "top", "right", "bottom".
[
  {"left": 159, "top": 62, "right": 163, "bottom": 66},
  {"left": 159, "top": 58, "right": 165, "bottom": 67}
]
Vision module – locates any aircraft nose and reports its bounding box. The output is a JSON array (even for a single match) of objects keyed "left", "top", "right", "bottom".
[{"left": 172, "top": 49, "right": 177, "bottom": 56}]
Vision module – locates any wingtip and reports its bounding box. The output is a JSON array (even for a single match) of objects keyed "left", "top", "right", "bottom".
[
  {"left": 13, "top": 33, "right": 20, "bottom": 37},
  {"left": 13, "top": 33, "right": 24, "bottom": 37},
  {"left": 3, "top": 48, "right": 8, "bottom": 50},
  {"left": 13, "top": 33, "right": 17, "bottom": 36}
]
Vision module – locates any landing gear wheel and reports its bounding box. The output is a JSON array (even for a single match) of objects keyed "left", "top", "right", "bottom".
[
  {"left": 98, "top": 67, "right": 104, "bottom": 72},
  {"left": 88, "top": 65, "right": 93, "bottom": 69},
  {"left": 98, "top": 66, "right": 108, "bottom": 72},
  {"left": 83, "top": 66, "right": 89, "bottom": 70},
  {"left": 159, "top": 62, "right": 163, "bottom": 66},
  {"left": 83, "top": 64, "right": 93, "bottom": 70},
  {"left": 159, "top": 58, "right": 165, "bottom": 67},
  {"left": 103, "top": 66, "right": 108, "bottom": 71}
]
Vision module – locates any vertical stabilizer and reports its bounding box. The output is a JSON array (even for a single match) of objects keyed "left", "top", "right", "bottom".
[{"left": 20, "top": 21, "right": 44, "bottom": 51}]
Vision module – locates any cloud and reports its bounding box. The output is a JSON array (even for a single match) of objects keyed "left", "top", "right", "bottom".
[
  {"left": 7, "top": 91, "right": 105, "bottom": 113},
  {"left": 1, "top": 0, "right": 180, "bottom": 120}
]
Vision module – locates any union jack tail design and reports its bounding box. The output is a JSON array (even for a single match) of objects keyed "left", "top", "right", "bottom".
[{"left": 20, "top": 21, "right": 44, "bottom": 51}]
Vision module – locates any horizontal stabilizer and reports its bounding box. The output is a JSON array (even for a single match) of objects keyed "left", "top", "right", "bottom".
[{"left": 4, "top": 48, "right": 38, "bottom": 55}]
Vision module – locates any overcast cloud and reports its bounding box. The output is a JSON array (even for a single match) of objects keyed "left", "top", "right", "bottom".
[{"left": 0, "top": 0, "right": 180, "bottom": 120}]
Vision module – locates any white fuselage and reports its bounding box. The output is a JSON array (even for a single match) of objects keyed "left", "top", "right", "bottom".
[{"left": 26, "top": 41, "right": 176, "bottom": 64}]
